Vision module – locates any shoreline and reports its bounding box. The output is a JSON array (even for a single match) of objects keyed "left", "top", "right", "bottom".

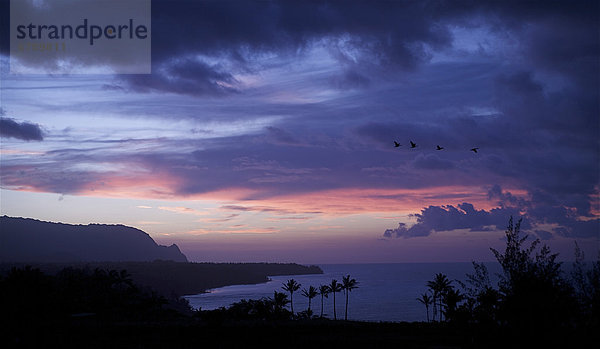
[{"left": 0, "top": 261, "right": 323, "bottom": 297}]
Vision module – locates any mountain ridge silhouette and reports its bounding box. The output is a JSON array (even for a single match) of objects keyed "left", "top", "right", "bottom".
[{"left": 0, "top": 216, "right": 188, "bottom": 263}]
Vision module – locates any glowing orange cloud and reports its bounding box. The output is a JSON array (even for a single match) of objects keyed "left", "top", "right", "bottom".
[
  {"left": 4, "top": 167, "right": 527, "bottom": 217},
  {"left": 177, "top": 227, "right": 280, "bottom": 235},
  {"left": 157, "top": 206, "right": 210, "bottom": 216},
  {"left": 213, "top": 187, "right": 520, "bottom": 217}
]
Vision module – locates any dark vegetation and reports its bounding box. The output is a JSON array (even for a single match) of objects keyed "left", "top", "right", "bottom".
[
  {"left": 415, "top": 217, "right": 599, "bottom": 347},
  {"left": 208, "top": 274, "right": 360, "bottom": 322},
  {"left": 0, "top": 261, "right": 322, "bottom": 297},
  {"left": 0, "top": 217, "right": 597, "bottom": 348}
]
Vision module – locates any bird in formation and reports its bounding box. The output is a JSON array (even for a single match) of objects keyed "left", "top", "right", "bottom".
[{"left": 393, "top": 140, "right": 479, "bottom": 153}]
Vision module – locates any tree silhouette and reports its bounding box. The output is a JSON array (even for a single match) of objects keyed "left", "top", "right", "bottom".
[
  {"left": 301, "top": 286, "right": 318, "bottom": 313},
  {"left": 462, "top": 261, "right": 500, "bottom": 325},
  {"left": 271, "top": 291, "right": 290, "bottom": 317},
  {"left": 318, "top": 284, "right": 329, "bottom": 318},
  {"left": 442, "top": 287, "right": 464, "bottom": 322},
  {"left": 490, "top": 217, "right": 576, "bottom": 332},
  {"left": 416, "top": 292, "right": 432, "bottom": 322},
  {"left": 282, "top": 279, "right": 301, "bottom": 315},
  {"left": 411, "top": 216, "right": 596, "bottom": 346},
  {"left": 341, "top": 274, "right": 359, "bottom": 320},
  {"left": 427, "top": 273, "right": 452, "bottom": 321},
  {"left": 328, "top": 279, "right": 343, "bottom": 320},
  {"left": 571, "top": 242, "right": 600, "bottom": 325}
]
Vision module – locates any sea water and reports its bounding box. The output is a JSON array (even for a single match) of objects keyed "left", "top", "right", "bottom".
[{"left": 184, "top": 262, "right": 502, "bottom": 322}]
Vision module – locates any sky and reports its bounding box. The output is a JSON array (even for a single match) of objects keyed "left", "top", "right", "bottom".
[{"left": 0, "top": 0, "right": 598, "bottom": 264}]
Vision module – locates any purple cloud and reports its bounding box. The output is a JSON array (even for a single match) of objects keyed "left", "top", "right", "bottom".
[
  {"left": 0, "top": 0, "right": 597, "bottom": 247},
  {"left": 0, "top": 117, "right": 43, "bottom": 141},
  {"left": 384, "top": 186, "right": 598, "bottom": 239}
]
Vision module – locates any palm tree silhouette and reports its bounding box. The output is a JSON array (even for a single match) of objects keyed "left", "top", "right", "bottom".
[
  {"left": 271, "top": 291, "right": 290, "bottom": 313},
  {"left": 328, "top": 279, "right": 343, "bottom": 320},
  {"left": 282, "top": 279, "right": 301, "bottom": 315},
  {"left": 318, "top": 284, "right": 329, "bottom": 318},
  {"left": 301, "top": 286, "right": 318, "bottom": 313},
  {"left": 427, "top": 273, "right": 452, "bottom": 321},
  {"left": 442, "top": 287, "right": 463, "bottom": 322},
  {"left": 341, "top": 274, "right": 359, "bottom": 320},
  {"left": 416, "top": 292, "right": 432, "bottom": 322}
]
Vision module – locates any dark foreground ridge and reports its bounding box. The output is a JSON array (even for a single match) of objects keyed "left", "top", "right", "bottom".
[
  {"left": 0, "top": 319, "right": 510, "bottom": 349},
  {"left": 0, "top": 261, "right": 593, "bottom": 349},
  {"left": 0, "top": 261, "right": 323, "bottom": 297},
  {"left": 0, "top": 258, "right": 596, "bottom": 347},
  {"left": 1, "top": 217, "right": 597, "bottom": 348},
  {"left": 0, "top": 216, "right": 188, "bottom": 263}
]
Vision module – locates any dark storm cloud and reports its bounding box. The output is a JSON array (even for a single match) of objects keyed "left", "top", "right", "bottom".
[
  {"left": 107, "top": 0, "right": 597, "bottom": 96},
  {"left": 150, "top": 0, "right": 452, "bottom": 61},
  {"left": 1, "top": 1, "right": 597, "bottom": 243},
  {"left": 0, "top": 0, "right": 8, "bottom": 57},
  {"left": 0, "top": 117, "right": 44, "bottom": 141},
  {"left": 112, "top": 0, "right": 457, "bottom": 94},
  {"left": 119, "top": 58, "right": 239, "bottom": 96}
]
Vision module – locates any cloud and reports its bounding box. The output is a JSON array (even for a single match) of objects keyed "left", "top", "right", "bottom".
[
  {"left": 264, "top": 126, "right": 300, "bottom": 145},
  {"left": 220, "top": 204, "right": 299, "bottom": 215},
  {"left": 384, "top": 186, "right": 599, "bottom": 239},
  {"left": 329, "top": 70, "right": 371, "bottom": 90},
  {"left": 0, "top": 117, "right": 44, "bottom": 141},
  {"left": 384, "top": 202, "right": 517, "bottom": 238},
  {"left": 117, "top": 58, "right": 239, "bottom": 96},
  {"left": 109, "top": 0, "right": 458, "bottom": 95},
  {"left": 412, "top": 153, "right": 455, "bottom": 170},
  {"left": 198, "top": 214, "right": 240, "bottom": 223},
  {"left": 157, "top": 206, "right": 209, "bottom": 216},
  {"left": 1, "top": 0, "right": 597, "bottom": 243},
  {"left": 534, "top": 230, "right": 553, "bottom": 240},
  {"left": 111, "top": 0, "right": 597, "bottom": 97}
]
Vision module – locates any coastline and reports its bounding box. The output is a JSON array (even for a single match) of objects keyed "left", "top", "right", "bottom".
[{"left": 0, "top": 261, "right": 323, "bottom": 297}]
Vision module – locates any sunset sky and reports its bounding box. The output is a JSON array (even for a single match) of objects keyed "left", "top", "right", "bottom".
[{"left": 1, "top": 0, "right": 598, "bottom": 263}]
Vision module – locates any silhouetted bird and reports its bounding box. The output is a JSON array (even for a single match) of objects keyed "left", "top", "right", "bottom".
[
  {"left": 436, "top": 145, "right": 444, "bottom": 150},
  {"left": 410, "top": 141, "right": 417, "bottom": 148},
  {"left": 394, "top": 141, "right": 401, "bottom": 148},
  {"left": 470, "top": 147, "right": 479, "bottom": 153}
]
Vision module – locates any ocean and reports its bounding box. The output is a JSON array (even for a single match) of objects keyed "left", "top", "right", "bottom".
[{"left": 184, "top": 262, "right": 502, "bottom": 322}]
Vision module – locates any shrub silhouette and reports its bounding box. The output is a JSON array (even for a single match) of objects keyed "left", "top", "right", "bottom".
[
  {"left": 0, "top": 265, "right": 178, "bottom": 325},
  {"left": 199, "top": 292, "right": 292, "bottom": 322},
  {"left": 419, "top": 216, "right": 598, "bottom": 346},
  {"left": 490, "top": 217, "right": 578, "bottom": 332}
]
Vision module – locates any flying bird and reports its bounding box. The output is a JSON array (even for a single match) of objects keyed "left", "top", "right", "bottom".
[
  {"left": 394, "top": 141, "right": 401, "bottom": 148},
  {"left": 410, "top": 141, "right": 417, "bottom": 148},
  {"left": 470, "top": 147, "right": 479, "bottom": 153},
  {"left": 436, "top": 145, "right": 444, "bottom": 150}
]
